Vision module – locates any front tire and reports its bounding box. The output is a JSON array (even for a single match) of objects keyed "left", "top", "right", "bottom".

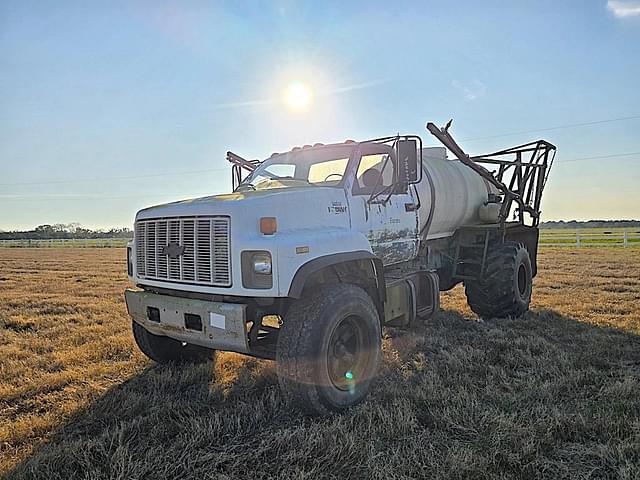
[
  {"left": 132, "top": 321, "right": 215, "bottom": 364},
  {"left": 464, "top": 241, "right": 533, "bottom": 319},
  {"left": 276, "top": 284, "right": 382, "bottom": 416}
]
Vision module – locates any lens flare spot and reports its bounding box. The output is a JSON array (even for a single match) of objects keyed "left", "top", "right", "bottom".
[{"left": 345, "top": 371, "right": 354, "bottom": 380}]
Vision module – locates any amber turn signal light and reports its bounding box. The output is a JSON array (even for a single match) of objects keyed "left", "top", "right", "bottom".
[{"left": 260, "top": 217, "right": 277, "bottom": 235}]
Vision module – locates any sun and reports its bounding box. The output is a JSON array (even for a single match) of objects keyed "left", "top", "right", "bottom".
[{"left": 284, "top": 81, "right": 312, "bottom": 111}]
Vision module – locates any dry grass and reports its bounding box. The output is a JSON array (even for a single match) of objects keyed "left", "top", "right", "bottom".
[{"left": 1, "top": 247, "right": 640, "bottom": 479}]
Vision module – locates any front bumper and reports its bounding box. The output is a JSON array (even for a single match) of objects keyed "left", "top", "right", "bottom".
[{"left": 124, "top": 289, "right": 249, "bottom": 354}]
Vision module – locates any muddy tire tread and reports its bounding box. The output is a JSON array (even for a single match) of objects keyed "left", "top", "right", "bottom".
[
  {"left": 464, "top": 241, "right": 530, "bottom": 319},
  {"left": 277, "top": 284, "right": 378, "bottom": 416}
]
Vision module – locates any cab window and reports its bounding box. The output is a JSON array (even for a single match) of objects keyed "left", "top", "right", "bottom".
[
  {"left": 308, "top": 157, "right": 349, "bottom": 184},
  {"left": 353, "top": 153, "right": 395, "bottom": 195}
]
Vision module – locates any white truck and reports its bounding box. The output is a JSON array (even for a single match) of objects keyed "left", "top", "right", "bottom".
[{"left": 124, "top": 121, "right": 556, "bottom": 415}]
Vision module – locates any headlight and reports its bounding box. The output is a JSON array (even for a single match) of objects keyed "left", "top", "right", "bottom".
[
  {"left": 241, "top": 251, "right": 273, "bottom": 289},
  {"left": 252, "top": 252, "right": 272, "bottom": 274}
]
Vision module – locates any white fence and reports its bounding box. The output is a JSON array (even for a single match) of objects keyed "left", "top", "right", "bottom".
[
  {"left": 1, "top": 232, "right": 639, "bottom": 249},
  {"left": 0, "top": 238, "right": 130, "bottom": 248},
  {"left": 539, "top": 230, "right": 640, "bottom": 248}
]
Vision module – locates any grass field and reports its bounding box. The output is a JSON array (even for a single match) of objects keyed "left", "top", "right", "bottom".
[
  {"left": 1, "top": 248, "right": 639, "bottom": 479},
  {"left": 0, "top": 238, "right": 130, "bottom": 248}
]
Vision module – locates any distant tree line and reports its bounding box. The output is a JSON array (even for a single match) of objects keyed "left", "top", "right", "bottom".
[
  {"left": 540, "top": 220, "right": 640, "bottom": 229},
  {"left": 0, "top": 223, "right": 133, "bottom": 240}
]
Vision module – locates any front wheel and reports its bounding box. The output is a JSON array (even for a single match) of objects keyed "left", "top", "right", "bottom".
[
  {"left": 276, "top": 284, "right": 382, "bottom": 416},
  {"left": 132, "top": 321, "right": 215, "bottom": 364}
]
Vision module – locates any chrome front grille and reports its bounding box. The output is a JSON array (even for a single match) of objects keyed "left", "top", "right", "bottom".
[{"left": 135, "top": 216, "right": 231, "bottom": 287}]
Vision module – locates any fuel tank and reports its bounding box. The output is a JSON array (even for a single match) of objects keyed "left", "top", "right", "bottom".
[{"left": 417, "top": 147, "right": 498, "bottom": 240}]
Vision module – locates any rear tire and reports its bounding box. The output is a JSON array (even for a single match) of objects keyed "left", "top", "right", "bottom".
[
  {"left": 276, "top": 284, "right": 382, "bottom": 416},
  {"left": 132, "top": 321, "right": 215, "bottom": 364},
  {"left": 464, "top": 241, "right": 533, "bottom": 319}
]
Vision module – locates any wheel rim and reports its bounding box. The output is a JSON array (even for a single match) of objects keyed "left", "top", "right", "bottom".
[
  {"left": 327, "top": 315, "right": 371, "bottom": 391},
  {"left": 517, "top": 264, "right": 528, "bottom": 297}
]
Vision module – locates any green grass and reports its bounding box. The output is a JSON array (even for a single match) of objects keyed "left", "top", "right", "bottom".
[
  {"left": 0, "top": 238, "right": 129, "bottom": 248},
  {"left": 541, "top": 227, "right": 640, "bottom": 234},
  {"left": 3, "top": 228, "right": 639, "bottom": 249},
  {"left": 539, "top": 227, "right": 640, "bottom": 247}
]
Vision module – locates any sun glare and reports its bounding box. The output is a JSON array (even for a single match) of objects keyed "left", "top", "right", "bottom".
[{"left": 284, "top": 81, "right": 312, "bottom": 111}]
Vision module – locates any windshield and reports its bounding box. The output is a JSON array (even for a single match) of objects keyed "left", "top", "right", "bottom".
[{"left": 237, "top": 145, "right": 354, "bottom": 191}]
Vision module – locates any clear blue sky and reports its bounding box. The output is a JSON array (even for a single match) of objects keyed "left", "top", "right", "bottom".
[{"left": 1, "top": 0, "right": 639, "bottom": 230}]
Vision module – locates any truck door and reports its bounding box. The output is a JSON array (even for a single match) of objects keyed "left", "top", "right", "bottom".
[{"left": 348, "top": 144, "right": 419, "bottom": 265}]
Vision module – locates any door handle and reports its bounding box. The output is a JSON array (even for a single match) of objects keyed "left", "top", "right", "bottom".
[{"left": 405, "top": 203, "right": 418, "bottom": 212}]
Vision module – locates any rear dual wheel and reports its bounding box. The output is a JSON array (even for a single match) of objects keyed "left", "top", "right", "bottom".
[
  {"left": 276, "top": 284, "right": 382, "bottom": 416},
  {"left": 464, "top": 241, "right": 533, "bottom": 319}
]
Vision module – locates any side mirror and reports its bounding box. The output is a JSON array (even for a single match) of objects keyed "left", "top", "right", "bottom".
[{"left": 397, "top": 139, "right": 420, "bottom": 184}]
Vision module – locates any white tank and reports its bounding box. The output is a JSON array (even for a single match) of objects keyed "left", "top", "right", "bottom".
[{"left": 417, "top": 147, "right": 498, "bottom": 240}]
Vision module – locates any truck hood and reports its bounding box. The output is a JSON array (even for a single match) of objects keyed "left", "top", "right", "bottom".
[{"left": 135, "top": 186, "right": 351, "bottom": 232}]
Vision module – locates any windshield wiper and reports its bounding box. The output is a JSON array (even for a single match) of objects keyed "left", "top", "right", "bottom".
[
  {"left": 276, "top": 176, "right": 318, "bottom": 185},
  {"left": 236, "top": 176, "right": 318, "bottom": 192}
]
